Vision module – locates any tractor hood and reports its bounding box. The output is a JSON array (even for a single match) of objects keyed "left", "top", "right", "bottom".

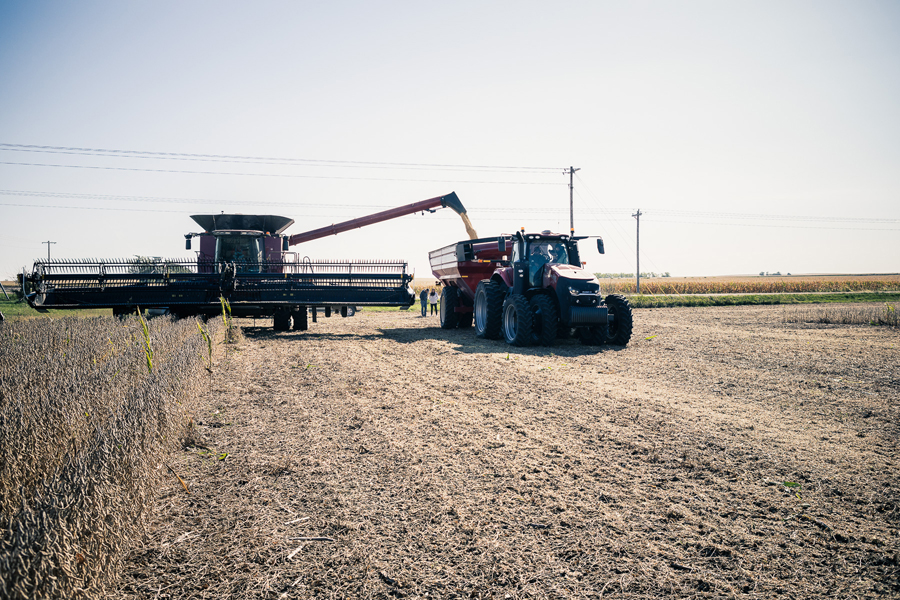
[
  {"left": 546, "top": 263, "right": 600, "bottom": 292},
  {"left": 549, "top": 264, "right": 596, "bottom": 282}
]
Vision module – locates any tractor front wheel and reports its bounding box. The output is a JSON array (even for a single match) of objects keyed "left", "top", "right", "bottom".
[
  {"left": 579, "top": 325, "right": 608, "bottom": 346},
  {"left": 440, "top": 287, "right": 460, "bottom": 329},
  {"left": 502, "top": 293, "right": 534, "bottom": 347},
  {"left": 529, "top": 294, "right": 558, "bottom": 346},
  {"left": 474, "top": 280, "right": 504, "bottom": 339},
  {"left": 604, "top": 294, "right": 634, "bottom": 346}
]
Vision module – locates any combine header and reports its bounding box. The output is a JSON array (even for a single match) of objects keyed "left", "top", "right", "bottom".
[{"left": 22, "top": 193, "right": 468, "bottom": 331}]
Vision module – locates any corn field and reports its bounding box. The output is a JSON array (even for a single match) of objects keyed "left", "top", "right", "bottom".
[
  {"left": 0, "top": 315, "right": 220, "bottom": 600},
  {"left": 782, "top": 303, "right": 899, "bottom": 327},
  {"left": 601, "top": 278, "right": 900, "bottom": 295}
]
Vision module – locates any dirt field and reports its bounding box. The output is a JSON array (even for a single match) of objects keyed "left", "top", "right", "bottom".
[{"left": 119, "top": 306, "right": 899, "bottom": 599}]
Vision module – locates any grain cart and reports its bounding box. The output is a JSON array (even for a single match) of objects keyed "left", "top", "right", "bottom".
[
  {"left": 22, "top": 193, "right": 468, "bottom": 331},
  {"left": 430, "top": 229, "right": 633, "bottom": 347}
]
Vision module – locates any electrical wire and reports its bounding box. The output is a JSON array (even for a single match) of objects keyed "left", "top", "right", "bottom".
[
  {"left": 0, "top": 143, "right": 562, "bottom": 174},
  {"left": 0, "top": 161, "right": 560, "bottom": 185}
]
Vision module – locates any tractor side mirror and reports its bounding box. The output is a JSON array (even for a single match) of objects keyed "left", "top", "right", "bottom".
[
  {"left": 498, "top": 238, "right": 505, "bottom": 252},
  {"left": 282, "top": 237, "right": 289, "bottom": 251},
  {"left": 597, "top": 238, "right": 605, "bottom": 254},
  {"left": 185, "top": 237, "right": 192, "bottom": 250}
]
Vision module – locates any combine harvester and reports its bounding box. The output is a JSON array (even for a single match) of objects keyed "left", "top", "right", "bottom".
[
  {"left": 21, "top": 193, "right": 468, "bottom": 331},
  {"left": 430, "top": 229, "right": 633, "bottom": 348}
]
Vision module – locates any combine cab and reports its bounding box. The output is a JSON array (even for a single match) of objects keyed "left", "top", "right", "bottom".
[
  {"left": 23, "top": 193, "right": 468, "bottom": 331},
  {"left": 430, "top": 229, "right": 633, "bottom": 348}
]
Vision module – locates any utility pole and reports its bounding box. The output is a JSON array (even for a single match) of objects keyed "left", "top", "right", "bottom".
[
  {"left": 566, "top": 166, "right": 580, "bottom": 235},
  {"left": 632, "top": 209, "right": 641, "bottom": 294},
  {"left": 43, "top": 240, "right": 56, "bottom": 262}
]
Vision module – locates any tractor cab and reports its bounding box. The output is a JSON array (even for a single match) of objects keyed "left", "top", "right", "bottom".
[{"left": 509, "top": 231, "right": 583, "bottom": 289}]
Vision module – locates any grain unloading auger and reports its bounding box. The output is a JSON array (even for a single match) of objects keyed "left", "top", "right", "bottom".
[{"left": 22, "top": 192, "right": 468, "bottom": 331}]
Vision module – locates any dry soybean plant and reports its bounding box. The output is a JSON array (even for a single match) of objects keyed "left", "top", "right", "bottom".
[
  {"left": 782, "top": 302, "right": 898, "bottom": 327},
  {"left": 0, "top": 315, "right": 220, "bottom": 600}
]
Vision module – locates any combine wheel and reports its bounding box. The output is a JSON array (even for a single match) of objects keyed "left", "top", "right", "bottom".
[
  {"left": 292, "top": 307, "right": 308, "bottom": 331},
  {"left": 502, "top": 293, "right": 534, "bottom": 347},
  {"left": 273, "top": 309, "right": 291, "bottom": 331},
  {"left": 474, "top": 280, "right": 504, "bottom": 339},
  {"left": 529, "top": 294, "right": 558, "bottom": 346},
  {"left": 440, "top": 286, "right": 460, "bottom": 329},
  {"left": 604, "top": 294, "right": 634, "bottom": 346}
]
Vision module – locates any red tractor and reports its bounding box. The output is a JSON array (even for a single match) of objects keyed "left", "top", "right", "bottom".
[{"left": 430, "top": 229, "right": 633, "bottom": 347}]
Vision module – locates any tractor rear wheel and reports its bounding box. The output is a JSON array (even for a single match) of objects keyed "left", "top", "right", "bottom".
[
  {"left": 292, "top": 307, "right": 308, "bottom": 331},
  {"left": 475, "top": 280, "right": 504, "bottom": 339},
  {"left": 273, "top": 309, "right": 291, "bottom": 331},
  {"left": 529, "top": 294, "right": 558, "bottom": 346},
  {"left": 440, "top": 287, "right": 460, "bottom": 329},
  {"left": 502, "top": 293, "right": 534, "bottom": 347},
  {"left": 604, "top": 294, "right": 634, "bottom": 346}
]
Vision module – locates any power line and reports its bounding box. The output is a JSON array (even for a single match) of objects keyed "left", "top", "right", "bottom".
[
  {"left": 0, "top": 160, "right": 560, "bottom": 185},
  {"left": 648, "top": 208, "right": 900, "bottom": 224},
  {"left": 0, "top": 201, "right": 613, "bottom": 222},
  {"left": 632, "top": 217, "right": 900, "bottom": 232},
  {"left": 0, "top": 143, "right": 562, "bottom": 173}
]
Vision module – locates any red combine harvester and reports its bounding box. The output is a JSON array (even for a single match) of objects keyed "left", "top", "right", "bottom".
[
  {"left": 22, "top": 193, "right": 467, "bottom": 331},
  {"left": 430, "top": 229, "right": 633, "bottom": 348}
]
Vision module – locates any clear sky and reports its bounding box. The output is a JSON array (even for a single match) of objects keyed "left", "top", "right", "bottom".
[{"left": 1, "top": 1, "right": 898, "bottom": 280}]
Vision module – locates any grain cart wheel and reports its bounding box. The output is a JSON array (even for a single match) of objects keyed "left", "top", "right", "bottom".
[
  {"left": 273, "top": 309, "right": 292, "bottom": 331},
  {"left": 502, "top": 293, "right": 535, "bottom": 347},
  {"left": 440, "top": 286, "right": 460, "bottom": 329},
  {"left": 295, "top": 310, "right": 309, "bottom": 329},
  {"left": 604, "top": 294, "right": 634, "bottom": 346},
  {"left": 529, "top": 294, "right": 559, "bottom": 346},
  {"left": 474, "top": 280, "right": 504, "bottom": 339}
]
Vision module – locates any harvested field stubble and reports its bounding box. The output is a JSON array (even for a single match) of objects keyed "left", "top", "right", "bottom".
[
  {"left": 600, "top": 275, "right": 900, "bottom": 295},
  {"left": 119, "top": 305, "right": 899, "bottom": 599},
  {"left": 783, "top": 303, "right": 898, "bottom": 327},
  {"left": 0, "top": 315, "right": 219, "bottom": 600}
]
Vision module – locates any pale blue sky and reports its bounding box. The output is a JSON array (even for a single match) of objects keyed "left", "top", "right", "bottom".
[{"left": 1, "top": 1, "right": 898, "bottom": 279}]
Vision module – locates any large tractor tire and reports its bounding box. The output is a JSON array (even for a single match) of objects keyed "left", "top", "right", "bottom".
[
  {"left": 579, "top": 325, "right": 608, "bottom": 346},
  {"left": 474, "top": 280, "right": 504, "bottom": 339},
  {"left": 273, "top": 309, "right": 292, "bottom": 331},
  {"left": 440, "top": 286, "right": 460, "bottom": 329},
  {"left": 529, "top": 294, "right": 558, "bottom": 346},
  {"left": 502, "top": 293, "right": 534, "bottom": 347},
  {"left": 292, "top": 307, "right": 308, "bottom": 331},
  {"left": 605, "top": 294, "right": 634, "bottom": 346}
]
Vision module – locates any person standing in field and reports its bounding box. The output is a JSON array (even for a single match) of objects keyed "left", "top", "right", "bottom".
[
  {"left": 429, "top": 289, "right": 438, "bottom": 315},
  {"left": 419, "top": 287, "right": 428, "bottom": 317}
]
